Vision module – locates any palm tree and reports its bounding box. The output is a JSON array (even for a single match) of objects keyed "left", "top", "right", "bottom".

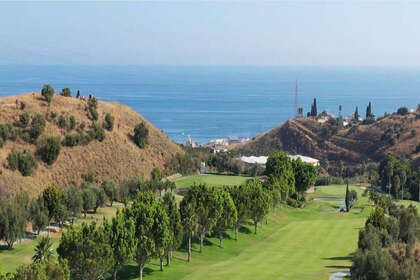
[{"left": 32, "top": 236, "right": 53, "bottom": 264}]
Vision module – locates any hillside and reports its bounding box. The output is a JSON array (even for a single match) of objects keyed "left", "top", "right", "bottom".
[
  {"left": 0, "top": 92, "right": 182, "bottom": 195},
  {"left": 233, "top": 113, "right": 420, "bottom": 166}
]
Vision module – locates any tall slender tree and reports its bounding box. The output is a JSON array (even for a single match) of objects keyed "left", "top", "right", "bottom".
[
  {"left": 226, "top": 185, "right": 250, "bottom": 241},
  {"left": 180, "top": 195, "right": 197, "bottom": 262},
  {"left": 213, "top": 189, "right": 237, "bottom": 247},
  {"left": 247, "top": 179, "right": 271, "bottom": 234}
]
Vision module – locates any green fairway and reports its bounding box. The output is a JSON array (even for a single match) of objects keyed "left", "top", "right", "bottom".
[
  {"left": 116, "top": 184, "right": 370, "bottom": 280},
  {"left": 0, "top": 184, "right": 373, "bottom": 279},
  {"left": 174, "top": 174, "right": 252, "bottom": 188}
]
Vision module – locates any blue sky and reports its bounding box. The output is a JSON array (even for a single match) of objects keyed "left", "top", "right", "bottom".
[{"left": 1, "top": 1, "right": 420, "bottom": 66}]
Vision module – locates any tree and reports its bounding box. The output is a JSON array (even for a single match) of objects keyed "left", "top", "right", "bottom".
[
  {"left": 92, "top": 187, "right": 106, "bottom": 213},
  {"left": 366, "top": 102, "right": 374, "bottom": 119},
  {"left": 213, "top": 189, "right": 237, "bottom": 247},
  {"left": 101, "top": 180, "right": 118, "bottom": 206},
  {"left": 161, "top": 192, "right": 183, "bottom": 266},
  {"left": 133, "top": 122, "right": 148, "bottom": 148},
  {"left": 365, "top": 206, "right": 387, "bottom": 230},
  {"left": 104, "top": 211, "right": 136, "bottom": 280},
  {"left": 189, "top": 184, "right": 222, "bottom": 252},
  {"left": 30, "top": 114, "right": 46, "bottom": 140},
  {"left": 19, "top": 112, "right": 30, "bottom": 127},
  {"left": 397, "top": 107, "right": 409, "bottom": 116},
  {"left": 310, "top": 98, "right": 318, "bottom": 117},
  {"left": 29, "top": 197, "right": 49, "bottom": 235},
  {"left": 81, "top": 187, "right": 96, "bottom": 217},
  {"left": 41, "top": 84, "right": 54, "bottom": 105},
  {"left": 88, "top": 122, "right": 105, "bottom": 142},
  {"left": 266, "top": 150, "right": 295, "bottom": 200},
  {"left": 345, "top": 183, "right": 357, "bottom": 212},
  {"left": 38, "top": 136, "right": 61, "bottom": 165},
  {"left": 125, "top": 191, "right": 170, "bottom": 280},
  {"left": 103, "top": 113, "right": 114, "bottom": 131},
  {"left": 247, "top": 179, "right": 270, "bottom": 234},
  {"left": 354, "top": 106, "right": 359, "bottom": 121},
  {"left": 57, "top": 222, "right": 113, "bottom": 280},
  {"left": 62, "top": 186, "right": 83, "bottom": 224},
  {"left": 54, "top": 203, "right": 69, "bottom": 230},
  {"left": 32, "top": 236, "right": 54, "bottom": 264},
  {"left": 292, "top": 158, "right": 317, "bottom": 197},
  {"left": 42, "top": 184, "right": 61, "bottom": 224},
  {"left": 0, "top": 198, "right": 27, "bottom": 249},
  {"left": 60, "top": 88, "right": 71, "bottom": 97},
  {"left": 179, "top": 192, "right": 197, "bottom": 262},
  {"left": 226, "top": 185, "right": 250, "bottom": 240}
]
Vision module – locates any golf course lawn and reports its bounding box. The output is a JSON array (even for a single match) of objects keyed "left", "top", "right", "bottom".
[
  {"left": 174, "top": 174, "right": 252, "bottom": 188},
  {"left": 0, "top": 184, "right": 374, "bottom": 279},
  {"left": 116, "top": 184, "right": 370, "bottom": 280}
]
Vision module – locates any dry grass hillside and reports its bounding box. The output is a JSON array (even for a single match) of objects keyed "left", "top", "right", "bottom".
[
  {"left": 233, "top": 113, "right": 420, "bottom": 166},
  {"left": 0, "top": 92, "right": 182, "bottom": 196}
]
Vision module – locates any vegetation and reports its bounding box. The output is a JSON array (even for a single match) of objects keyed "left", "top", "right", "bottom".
[
  {"left": 19, "top": 112, "right": 30, "bottom": 128},
  {"left": 351, "top": 195, "right": 420, "bottom": 279},
  {"left": 7, "top": 150, "right": 36, "bottom": 176},
  {"left": 38, "top": 137, "right": 61, "bottom": 165},
  {"left": 103, "top": 113, "right": 114, "bottom": 131},
  {"left": 60, "top": 88, "right": 71, "bottom": 97},
  {"left": 133, "top": 122, "right": 148, "bottom": 148},
  {"left": 29, "top": 114, "right": 45, "bottom": 140},
  {"left": 41, "top": 84, "right": 54, "bottom": 105},
  {"left": 87, "top": 97, "right": 99, "bottom": 120}
]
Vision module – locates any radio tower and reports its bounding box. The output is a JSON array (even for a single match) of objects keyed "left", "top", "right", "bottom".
[{"left": 294, "top": 80, "right": 298, "bottom": 118}]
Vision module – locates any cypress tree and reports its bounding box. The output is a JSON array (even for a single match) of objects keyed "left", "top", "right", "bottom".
[
  {"left": 345, "top": 182, "right": 350, "bottom": 212},
  {"left": 354, "top": 106, "right": 359, "bottom": 121}
]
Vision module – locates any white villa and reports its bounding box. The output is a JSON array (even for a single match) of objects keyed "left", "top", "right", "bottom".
[{"left": 240, "top": 154, "right": 319, "bottom": 166}]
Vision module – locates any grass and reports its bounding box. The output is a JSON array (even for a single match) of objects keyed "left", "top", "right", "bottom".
[
  {"left": 174, "top": 174, "right": 252, "bottom": 188},
  {"left": 0, "top": 183, "right": 374, "bottom": 279}
]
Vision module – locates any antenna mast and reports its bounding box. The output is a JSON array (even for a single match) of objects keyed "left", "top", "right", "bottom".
[{"left": 294, "top": 80, "right": 298, "bottom": 118}]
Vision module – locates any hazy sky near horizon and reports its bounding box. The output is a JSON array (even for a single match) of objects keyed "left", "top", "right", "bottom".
[{"left": 1, "top": 1, "right": 420, "bottom": 66}]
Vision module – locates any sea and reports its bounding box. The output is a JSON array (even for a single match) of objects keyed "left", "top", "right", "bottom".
[{"left": 1, "top": 65, "right": 419, "bottom": 144}]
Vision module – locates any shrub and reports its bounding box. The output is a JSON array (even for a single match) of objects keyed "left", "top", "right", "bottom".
[
  {"left": 60, "top": 88, "right": 71, "bottom": 97},
  {"left": 19, "top": 112, "right": 30, "bottom": 127},
  {"left": 7, "top": 151, "right": 19, "bottom": 170},
  {"left": 41, "top": 84, "right": 54, "bottom": 104},
  {"left": 133, "top": 122, "right": 148, "bottom": 148},
  {"left": 8, "top": 127, "right": 20, "bottom": 141},
  {"left": 87, "top": 97, "right": 98, "bottom": 120},
  {"left": 15, "top": 150, "right": 36, "bottom": 176},
  {"left": 411, "top": 129, "right": 417, "bottom": 137},
  {"left": 69, "top": 116, "right": 76, "bottom": 130},
  {"left": 396, "top": 107, "right": 409, "bottom": 116},
  {"left": 30, "top": 114, "right": 46, "bottom": 140},
  {"left": 38, "top": 137, "right": 61, "bottom": 165},
  {"left": 50, "top": 111, "right": 57, "bottom": 119},
  {"left": 416, "top": 144, "right": 420, "bottom": 153},
  {"left": 0, "top": 137, "right": 3, "bottom": 148},
  {"left": 88, "top": 122, "right": 105, "bottom": 142},
  {"left": 103, "top": 113, "right": 114, "bottom": 131},
  {"left": 63, "top": 134, "right": 81, "bottom": 147},
  {"left": 20, "top": 101, "right": 26, "bottom": 110},
  {"left": 58, "top": 115, "right": 67, "bottom": 129},
  {"left": 0, "top": 123, "right": 10, "bottom": 141}
]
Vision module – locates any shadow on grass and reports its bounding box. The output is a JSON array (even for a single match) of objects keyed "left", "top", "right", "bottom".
[
  {"left": 117, "top": 264, "right": 153, "bottom": 279},
  {"left": 238, "top": 226, "right": 252, "bottom": 234},
  {"left": 323, "top": 255, "right": 353, "bottom": 261},
  {"left": 325, "top": 265, "right": 351, "bottom": 269},
  {"left": 0, "top": 245, "right": 12, "bottom": 251}
]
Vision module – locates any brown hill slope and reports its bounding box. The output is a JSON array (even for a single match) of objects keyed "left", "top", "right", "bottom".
[
  {"left": 0, "top": 93, "right": 182, "bottom": 195},
  {"left": 233, "top": 114, "right": 420, "bottom": 165}
]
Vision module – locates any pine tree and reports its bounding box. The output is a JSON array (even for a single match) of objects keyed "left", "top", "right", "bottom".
[{"left": 345, "top": 182, "right": 350, "bottom": 212}]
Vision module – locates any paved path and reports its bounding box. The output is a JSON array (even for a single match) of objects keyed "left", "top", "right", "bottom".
[{"left": 329, "top": 271, "right": 350, "bottom": 280}]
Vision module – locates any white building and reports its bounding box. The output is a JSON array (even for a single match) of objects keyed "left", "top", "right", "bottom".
[{"left": 240, "top": 154, "right": 319, "bottom": 166}]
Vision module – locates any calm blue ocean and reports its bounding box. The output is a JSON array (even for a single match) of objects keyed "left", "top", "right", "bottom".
[{"left": 1, "top": 65, "right": 419, "bottom": 143}]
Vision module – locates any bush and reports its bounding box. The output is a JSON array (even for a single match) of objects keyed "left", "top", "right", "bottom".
[
  {"left": 60, "top": 88, "right": 71, "bottom": 97},
  {"left": 396, "top": 107, "right": 409, "bottom": 116},
  {"left": 8, "top": 127, "right": 20, "bottom": 141},
  {"left": 41, "top": 84, "right": 54, "bottom": 104},
  {"left": 58, "top": 115, "right": 67, "bottom": 129},
  {"left": 68, "top": 116, "right": 76, "bottom": 130},
  {"left": 38, "top": 137, "right": 61, "bottom": 165},
  {"left": 87, "top": 98, "right": 98, "bottom": 120},
  {"left": 88, "top": 122, "right": 105, "bottom": 142},
  {"left": 63, "top": 134, "right": 81, "bottom": 147},
  {"left": 416, "top": 144, "right": 420, "bottom": 153},
  {"left": 103, "top": 113, "right": 114, "bottom": 131},
  {"left": 30, "top": 114, "right": 46, "bottom": 140},
  {"left": 133, "top": 122, "right": 148, "bottom": 148},
  {"left": 19, "top": 112, "right": 30, "bottom": 127},
  {"left": 0, "top": 123, "right": 10, "bottom": 141},
  {"left": 9, "top": 150, "right": 35, "bottom": 175},
  {"left": 0, "top": 137, "right": 3, "bottom": 148},
  {"left": 12, "top": 150, "right": 36, "bottom": 176},
  {"left": 7, "top": 151, "right": 19, "bottom": 170}
]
